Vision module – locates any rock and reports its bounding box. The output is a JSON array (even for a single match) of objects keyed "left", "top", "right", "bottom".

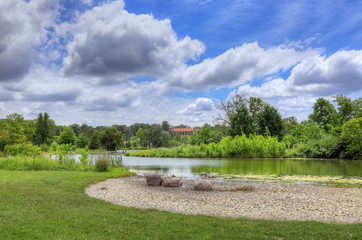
[
  {"left": 162, "top": 177, "right": 180, "bottom": 187},
  {"left": 194, "top": 179, "right": 213, "bottom": 191},
  {"left": 145, "top": 173, "right": 163, "bottom": 186},
  {"left": 224, "top": 176, "right": 231, "bottom": 180}
]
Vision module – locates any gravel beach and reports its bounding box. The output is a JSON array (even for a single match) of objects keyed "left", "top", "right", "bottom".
[{"left": 86, "top": 176, "right": 362, "bottom": 223}]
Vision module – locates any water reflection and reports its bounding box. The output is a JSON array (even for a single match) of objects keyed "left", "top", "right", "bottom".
[{"left": 51, "top": 153, "right": 362, "bottom": 179}]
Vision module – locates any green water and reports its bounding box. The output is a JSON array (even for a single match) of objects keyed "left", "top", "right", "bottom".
[{"left": 61, "top": 153, "right": 362, "bottom": 179}]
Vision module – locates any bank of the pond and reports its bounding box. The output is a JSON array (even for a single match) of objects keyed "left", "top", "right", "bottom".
[{"left": 87, "top": 176, "right": 362, "bottom": 224}]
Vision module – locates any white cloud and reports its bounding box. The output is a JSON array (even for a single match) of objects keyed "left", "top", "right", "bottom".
[
  {"left": 176, "top": 97, "right": 214, "bottom": 115},
  {"left": 164, "top": 42, "right": 320, "bottom": 91},
  {"left": 236, "top": 49, "right": 362, "bottom": 99},
  {"left": 60, "top": 0, "right": 205, "bottom": 83},
  {"left": 0, "top": 0, "right": 59, "bottom": 82}
]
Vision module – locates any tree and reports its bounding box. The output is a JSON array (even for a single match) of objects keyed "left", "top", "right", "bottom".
[
  {"left": 282, "top": 116, "right": 299, "bottom": 137},
  {"left": 77, "top": 133, "right": 90, "bottom": 148},
  {"left": 341, "top": 118, "right": 362, "bottom": 159},
  {"left": 309, "top": 98, "right": 338, "bottom": 131},
  {"left": 58, "top": 127, "right": 76, "bottom": 145},
  {"left": 148, "top": 124, "right": 163, "bottom": 148},
  {"left": 89, "top": 131, "right": 101, "bottom": 150},
  {"left": 258, "top": 104, "right": 283, "bottom": 138},
  {"left": 35, "top": 112, "right": 55, "bottom": 145},
  {"left": 98, "top": 127, "right": 122, "bottom": 151},
  {"left": 228, "top": 105, "right": 253, "bottom": 137},
  {"left": 190, "top": 124, "right": 222, "bottom": 145},
  {"left": 161, "top": 121, "right": 170, "bottom": 131},
  {"left": 215, "top": 94, "right": 248, "bottom": 126},
  {"left": 333, "top": 94, "right": 362, "bottom": 123},
  {"left": 136, "top": 128, "right": 147, "bottom": 147}
]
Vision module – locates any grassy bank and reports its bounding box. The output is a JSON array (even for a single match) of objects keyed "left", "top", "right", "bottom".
[
  {"left": 0, "top": 170, "right": 360, "bottom": 239},
  {"left": 126, "top": 135, "right": 286, "bottom": 158}
]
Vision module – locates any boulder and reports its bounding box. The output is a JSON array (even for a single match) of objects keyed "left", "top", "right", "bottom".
[
  {"left": 162, "top": 177, "right": 180, "bottom": 187},
  {"left": 145, "top": 173, "right": 163, "bottom": 186},
  {"left": 194, "top": 179, "right": 213, "bottom": 191}
]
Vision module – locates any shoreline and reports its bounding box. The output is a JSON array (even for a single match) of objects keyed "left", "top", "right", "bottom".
[{"left": 86, "top": 176, "right": 362, "bottom": 224}]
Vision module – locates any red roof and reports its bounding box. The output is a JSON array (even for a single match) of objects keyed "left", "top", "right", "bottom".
[{"left": 172, "top": 128, "right": 194, "bottom": 132}]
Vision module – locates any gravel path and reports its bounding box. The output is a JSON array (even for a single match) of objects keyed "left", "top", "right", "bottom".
[{"left": 86, "top": 176, "right": 362, "bottom": 223}]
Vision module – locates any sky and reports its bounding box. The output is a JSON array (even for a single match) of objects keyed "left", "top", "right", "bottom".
[{"left": 0, "top": 0, "right": 362, "bottom": 126}]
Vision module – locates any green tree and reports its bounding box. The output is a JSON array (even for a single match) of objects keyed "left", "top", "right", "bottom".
[
  {"left": 35, "top": 112, "right": 55, "bottom": 145},
  {"left": 282, "top": 116, "right": 299, "bottom": 137},
  {"left": 77, "top": 133, "right": 90, "bottom": 148},
  {"left": 58, "top": 127, "right": 76, "bottom": 145},
  {"left": 309, "top": 98, "right": 338, "bottom": 131},
  {"left": 341, "top": 118, "right": 362, "bottom": 159},
  {"left": 98, "top": 127, "right": 122, "bottom": 151},
  {"left": 161, "top": 121, "right": 170, "bottom": 131},
  {"left": 89, "top": 131, "right": 101, "bottom": 150},
  {"left": 258, "top": 104, "right": 283, "bottom": 138},
  {"left": 136, "top": 128, "right": 147, "bottom": 147},
  {"left": 148, "top": 124, "right": 163, "bottom": 148},
  {"left": 228, "top": 105, "right": 253, "bottom": 137},
  {"left": 190, "top": 124, "right": 222, "bottom": 145}
]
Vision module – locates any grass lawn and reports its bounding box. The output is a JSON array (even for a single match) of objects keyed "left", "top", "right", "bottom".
[{"left": 0, "top": 170, "right": 360, "bottom": 240}]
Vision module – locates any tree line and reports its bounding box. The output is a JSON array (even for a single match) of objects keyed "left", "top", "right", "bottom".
[{"left": 0, "top": 93, "right": 361, "bottom": 159}]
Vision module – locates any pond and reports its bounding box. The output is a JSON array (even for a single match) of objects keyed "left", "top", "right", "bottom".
[{"left": 53, "top": 152, "right": 362, "bottom": 180}]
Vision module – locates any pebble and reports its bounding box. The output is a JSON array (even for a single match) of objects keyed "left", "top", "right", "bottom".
[{"left": 85, "top": 176, "right": 362, "bottom": 224}]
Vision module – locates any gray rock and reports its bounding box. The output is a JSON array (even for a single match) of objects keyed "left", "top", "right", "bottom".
[
  {"left": 145, "top": 173, "right": 163, "bottom": 186},
  {"left": 194, "top": 179, "right": 213, "bottom": 191},
  {"left": 162, "top": 177, "right": 180, "bottom": 187}
]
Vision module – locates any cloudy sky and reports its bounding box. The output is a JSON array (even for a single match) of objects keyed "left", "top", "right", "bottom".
[{"left": 1, "top": 0, "right": 362, "bottom": 126}]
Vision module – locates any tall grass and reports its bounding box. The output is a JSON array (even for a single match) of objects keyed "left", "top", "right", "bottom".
[
  {"left": 126, "top": 134, "right": 286, "bottom": 158},
  {"left": 0, "top": 155, "right": 95, "bottom": 171}
]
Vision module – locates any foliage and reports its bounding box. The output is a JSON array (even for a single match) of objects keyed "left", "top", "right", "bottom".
[
  {"left": 89, "top": 130, "right": 101, "bottom": 150},
  {"left": 35, "top": 112, "right": 55, "bottom": 145},
  {"left": 341, "top": 118, "right": 362, "bottom": 159},
  {"left": 78, "top": 148, "right": 90, "bottom": 165},
  {"left": 126, "top": 134, "right": 286, "bottom": 158},
  {"left": 95, "top": 155, "right": 110, "bottom": 172},
  {"left": 51, "top": 142, "right": 58, "bottom": 151},
  {"left": 57, "top": 144, "right": 73, "bottom": 164},
  {"left": 258, "top": 104, "right": 283, "bottom": 138},
  {"left": 98, "top": 127, "right": 122, "bottom": 151},
  {"left": 58, "top": 127, "right": 77, "bottom": 145},
  {"left": 308, "top": 98, "right": 338, "bottom": 131},
  {"left": 4, "top": 143, "right": 42, "bottom": 158},
  {"left": 190, "top": 124, "right": 223, "bottom": 145},
  {"left": 0, "top": 129, "right": 26, "bottom": 151},
  {"left": 77, "top": 133, "right": 90, "bottom": 148}
]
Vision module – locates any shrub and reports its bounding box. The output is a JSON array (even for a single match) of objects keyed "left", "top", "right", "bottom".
[
  {"left": 95, "top": 155, "right": 110, "bottom": 172},
  {"left": 51, "top": 142, "right": 58, "bottom": 151},
  {"left": 78, "top": 149, "right": 89, "bottom": 165},
  {"left": 41, "top": 144, "right": 50, "bottom": 152},
  {"left": 4, "top": 143, "right": 42, "bottom": 158}
]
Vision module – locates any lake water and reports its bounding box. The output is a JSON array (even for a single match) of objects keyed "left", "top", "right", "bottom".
[{"left": 54, "top": 152, "right": 362, "bottom": 179}]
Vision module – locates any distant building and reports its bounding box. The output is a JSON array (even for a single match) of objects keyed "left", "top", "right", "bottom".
[{"left": 169, "top": 126, "right": 199, "bottom": 136}]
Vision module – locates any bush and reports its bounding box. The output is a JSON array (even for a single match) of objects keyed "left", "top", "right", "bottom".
[
  {"left": 51, "top": 142, "right": 58, "bottom": 151},
  {"left": 95, "top": 155, "right": 110, "bottom": 172},
  {"left": 78, "top": 149, "right": 89, "bottom": 165},
  {"left": 4, "top": 143, "right": 42, "bottom": 158},
  {"left": 41, "top": 144, "right": 50, "bottom": 152}
]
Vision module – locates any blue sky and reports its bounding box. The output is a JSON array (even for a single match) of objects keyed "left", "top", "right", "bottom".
[{"left": 0, "top": 0, "right": 361, "bottom": 126}]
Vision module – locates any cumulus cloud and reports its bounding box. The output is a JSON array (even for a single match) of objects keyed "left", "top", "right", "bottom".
[
  {"left": 164, "top": 42, "right": 320, "bottom": 91},
  {"left": 0, "top": 0, "right": 58, "bottom": 82},
  {"left": 60, "top": 0, "right": 205, "bottom": 82},
  {"left": 237, "top": 49, "right": 362, "bottom": 98},
  {"left": 176, "top": 97, "right": 214, "bottom": 115}
]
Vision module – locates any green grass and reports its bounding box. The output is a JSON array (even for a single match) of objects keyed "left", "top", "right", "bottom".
[
  {"left": 0, "top": 155, "right": 95, "bottom": 171},
  {"left": 0, "top": 170, "right": 361, "bottom": 239}
]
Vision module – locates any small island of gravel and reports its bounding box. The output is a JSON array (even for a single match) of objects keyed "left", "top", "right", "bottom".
[{"left": 86, "top": 176, "right": 362, "bottom": 224}]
